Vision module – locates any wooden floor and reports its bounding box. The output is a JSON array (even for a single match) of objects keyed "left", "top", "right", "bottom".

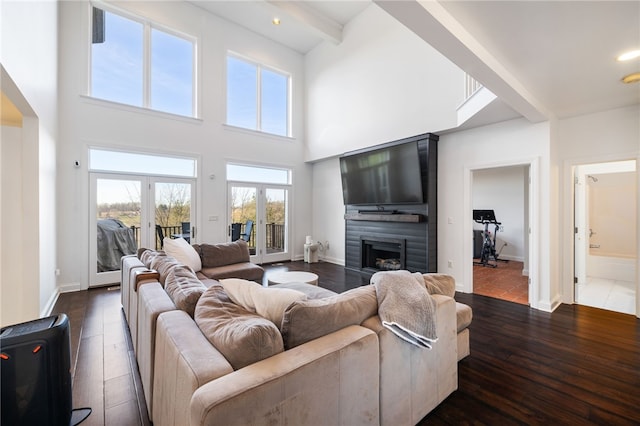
[{"left": 52, "top": 261, "right": 639, "bottom": 425}]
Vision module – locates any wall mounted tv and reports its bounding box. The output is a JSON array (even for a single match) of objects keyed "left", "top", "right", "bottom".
[{"left": 340, "top": 141, "right": 424, "bottom": 206}]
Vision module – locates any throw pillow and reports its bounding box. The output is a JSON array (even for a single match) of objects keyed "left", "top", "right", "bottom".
[
  {"left": 164, "top": 237, "right": 202, "bottom": 272},
  {"left": 281, "top": 285, "right": 378, "bottom": 349},
  {"left": 220, "top": 278, "right": 307, "bottom": 329},
  {"left": 164, "top": 265, "right": 206, "bottom": 317},
  {"left": 195, "top": 284, "right": 284, "bottom": 370}
]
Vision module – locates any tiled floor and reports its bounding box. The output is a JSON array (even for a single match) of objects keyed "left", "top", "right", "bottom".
[
  {"left": 473, "top": 260, "right": 529, "bottom": 305},
  {"left": 576, "top": 277, "right": 637, "bottom": 315}
]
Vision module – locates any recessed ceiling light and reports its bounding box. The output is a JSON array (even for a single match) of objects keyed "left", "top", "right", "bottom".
[
  {"left": 272, "top": 18, "right": 281, "bottom": 25},
  {"left": 621, "top": 72, "right": 640, "bottom": 84},
  {"left": 617, "top": 50, "right": 640, "bottom": 62}
]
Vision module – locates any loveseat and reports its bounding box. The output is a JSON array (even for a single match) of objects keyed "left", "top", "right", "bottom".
[{"left": 120, "top": 244, "right": 472, "bottom": 426}]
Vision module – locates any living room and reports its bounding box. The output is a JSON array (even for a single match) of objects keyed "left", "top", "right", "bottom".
[
  {"left": 3, "top": 0, "right": 639, "bottom": 326},
  {"left": 1, "top": 1, "right": 639, "bottom": 423}
]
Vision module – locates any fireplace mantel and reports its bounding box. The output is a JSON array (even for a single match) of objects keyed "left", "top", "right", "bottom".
[{"left": 344, "top": 213, "right": 423, "bottom": 223}]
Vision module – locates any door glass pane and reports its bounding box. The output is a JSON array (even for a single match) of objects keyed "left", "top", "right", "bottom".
[
  {"left": 96, "top": 179, "right": 140, "bottom": 273},
  {"left": 265, "top": 188, "right": 287, "bottom": 255},
  {"left": 155, "top": 182, "right": 192, "bottom": 249},
  {"left": 230, "top": 186, "right": 257, "bottom": 255}
]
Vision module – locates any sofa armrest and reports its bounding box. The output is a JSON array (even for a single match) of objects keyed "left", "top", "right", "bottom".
[
  {"left": 190, "top": 325, "right": 379, "bottom": 426},
  {"left": 137, "top": 283, "right": 176, "bottom": 420},
  {"left": 153, "top": 310, "right": 234, "bottom": 426},
  {"left": 361, "top": 294, "right": 457, "bottom": 425}
]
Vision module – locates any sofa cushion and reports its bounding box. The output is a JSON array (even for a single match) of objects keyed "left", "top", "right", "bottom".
[
  {"left": 456, "top": 302, "right": 473, "bottom": 332},
  {"left": 138, "top": 249, "right": 182, "bottom": 286},
  {"left": 198, "top": 262, "right": 264, "bottom": 281},
  {"left": 281, "top": 285, "right": 378, "bottom": 349},
  {"left": 163, "top": 237, "right": 202, "bottom": 272},
  {"left": 164, "top": 265, "right": 206, "bottom": 317},
  {"left": 220, "top": 278, "right": 307, "bottom": 329},
  {"left": 194, "top": 240, "right": 250, "bottom": 268},
  {"left": 195, "top": 284, "right": 284, "bottom": 370}
]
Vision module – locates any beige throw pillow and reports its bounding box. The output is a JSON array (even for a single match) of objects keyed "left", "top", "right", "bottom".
[
  {"left": 195, "top": 284, "right": 284, "bottom": 370},
  {"left": 220, "top": 278, "right": 307, "bottom": 329},
  {"left": 163, "top": 237, "right": 202, "bottom": 272}
]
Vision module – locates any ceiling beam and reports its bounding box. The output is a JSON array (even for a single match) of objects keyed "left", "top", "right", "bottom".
[
  {"left": 266, "top": 1, "right": 343, "bottom": 45},
  {"left": 376, "top": 0, "right": 552, "bottom": 123}
]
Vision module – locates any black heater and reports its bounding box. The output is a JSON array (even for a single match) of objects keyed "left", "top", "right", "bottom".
[{"left": 0, "top": 314, "right": 91, "bottom": 426}]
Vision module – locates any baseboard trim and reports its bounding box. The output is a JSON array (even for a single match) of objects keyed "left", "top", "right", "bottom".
[
  {"left": 320, "top": 256, "right": 344, "bottom": 266},
  {"left": 41, "top": 288, "right": 60, "bottom": 318}
]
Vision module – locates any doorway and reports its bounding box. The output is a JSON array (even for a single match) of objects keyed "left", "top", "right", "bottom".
[
  {"left": 574, "top": 160, "right": 637, "bottom": 315},
  {"left": 228, "top": 183, "right": 290, "bottom": 264},
  {"left": 471, "top": 165, "right": 530, "bottom": 305},
  {"left": 89, "top": 174, "right": 195, "bottom": 286},
  {"left": 88, "top": 148, "right": 197, "bottom": 287},
  {"left": 226, "top": 162, "right": 291, "bottom": 264}
]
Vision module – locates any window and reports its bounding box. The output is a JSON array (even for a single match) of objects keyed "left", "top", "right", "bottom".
[
  {"left": 226, "top": 163, "right": 291, "bottom": 185},
  {"left": 89, "top": 148, "right": 197, "bottom": 178},
  {"left": 91, "top": 6, "right": 196, "bottom": 117},
  {"left": 226, "top": 54, "right": 290, "bottom": 137}
]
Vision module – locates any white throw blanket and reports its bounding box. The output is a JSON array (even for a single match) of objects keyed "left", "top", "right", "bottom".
[{"left": 371, "top": 270, "right": 438, "bottom": 349}]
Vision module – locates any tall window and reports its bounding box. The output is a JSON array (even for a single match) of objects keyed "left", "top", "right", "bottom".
[
  {"left": 91, "top": 6, "right": 196, "bottom": 117},
  {"left": 226, "top": 54, "right": 290, "bottom": 137}
]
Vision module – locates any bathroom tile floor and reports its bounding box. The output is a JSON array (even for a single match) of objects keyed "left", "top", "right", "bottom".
[{"left": 576, "top": 277, "right": 636, "bottom": 315}]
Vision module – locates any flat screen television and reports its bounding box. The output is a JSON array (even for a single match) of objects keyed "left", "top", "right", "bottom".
[{"left": 340, "top": 141, "right": 424, "bottom": 205}]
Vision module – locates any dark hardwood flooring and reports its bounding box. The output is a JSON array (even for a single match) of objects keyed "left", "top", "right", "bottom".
[{"left": 51, "top": 261, "right": 639, "bottom": 425}]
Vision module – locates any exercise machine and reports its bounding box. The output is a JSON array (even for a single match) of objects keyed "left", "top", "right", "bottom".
[{"left": 473, "top": 209, "right": 507, "bottom": 268}]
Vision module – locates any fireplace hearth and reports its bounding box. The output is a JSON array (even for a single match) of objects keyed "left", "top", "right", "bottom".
[{"left": 361, "top": 237, "right": 405, "bottom": 273}]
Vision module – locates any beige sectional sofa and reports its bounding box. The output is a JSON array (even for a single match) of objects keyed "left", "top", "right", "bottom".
[{"left": 120, "top": 244, "right": 472, "bottom": 426}]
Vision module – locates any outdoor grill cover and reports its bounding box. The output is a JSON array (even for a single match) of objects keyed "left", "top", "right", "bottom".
[{"left": 97, "top": 218, "right": 137, "bottom": 272}]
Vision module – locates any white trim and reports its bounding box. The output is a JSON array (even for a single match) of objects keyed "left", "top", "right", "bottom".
[
  {"left": 41, "top": 289, "right": 60, "bottom": 319},
  {"left": 464, "top": 157, "right": 541, "bottom": 310},
  {"left": 562, "top": 153, "right": 638, "bottom": 308}
]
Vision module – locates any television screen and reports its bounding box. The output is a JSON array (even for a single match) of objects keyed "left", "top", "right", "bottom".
[{"left": 340, "top": 141, "right": 424, "bottom": 205}]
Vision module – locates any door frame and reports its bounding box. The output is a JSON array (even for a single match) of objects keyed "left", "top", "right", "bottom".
[
  {"left": 463, "top": 157, "right": 539, "bottom": 309},
  {"left": 89, "top": 172, "right": 196, "bottom": 287},
  {"left": 571, "top": 159, "right": 637, "bottom": 314},
  {"left": 563, "top": 153, "right": 639, "bottom": 318},
  {"left": 227, "top": 181, "right": 291, "bottom": 264}
]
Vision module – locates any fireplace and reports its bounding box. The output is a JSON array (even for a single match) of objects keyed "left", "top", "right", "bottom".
[{"left": 361, "top": 237, "right": 406, "bottom": 273}]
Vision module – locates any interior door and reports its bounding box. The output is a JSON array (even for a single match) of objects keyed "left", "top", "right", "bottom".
[{"left": 228, "top": 183, "right": 290, "bottom": 263}]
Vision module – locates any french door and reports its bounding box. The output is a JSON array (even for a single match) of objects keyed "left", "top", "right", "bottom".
[
  {"left": 89, "top": 173, "right": 195, "bottom": 287},
  {"left": 228, "top": 183, "right": 290, "bottom": 264}
]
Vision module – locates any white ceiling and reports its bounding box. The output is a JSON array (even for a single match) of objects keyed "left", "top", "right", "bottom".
[{"left": 191, "top": 0, "right": 640, "bottom": 124}]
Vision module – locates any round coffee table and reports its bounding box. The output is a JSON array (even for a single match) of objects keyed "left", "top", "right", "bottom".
[{"left": 267, "top": 271, "right": 319, "bottom": 286}]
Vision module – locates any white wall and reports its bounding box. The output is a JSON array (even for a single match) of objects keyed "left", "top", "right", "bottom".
[
  {"left": 310, "top": 157, "right": 345, "bottom": 264},
  {"left": 1, "top": 1, "right": 58, "bottom": 325},
  {"left": 472, "top": 165, "right": 527, "bottom": 262},
  {"left": 305, "top": 4, "right": 463, "bottom": 161},
  {"left": 439, "top": 119, "right": 552, "bottom": 310},
  {"left": 57, "top": 1, "right": 313, "bottom": 290}
]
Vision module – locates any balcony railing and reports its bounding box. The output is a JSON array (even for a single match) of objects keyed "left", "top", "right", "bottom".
[
  {"left": 130, "top": 223, "right": 285, "bottom": 251},
  {"left": 464, "top": 73, "right": 483, "bottom": 100}
]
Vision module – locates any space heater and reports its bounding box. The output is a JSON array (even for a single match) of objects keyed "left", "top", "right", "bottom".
[{"left": 1, "top": 314, "right": 91, "bottom": 426}]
